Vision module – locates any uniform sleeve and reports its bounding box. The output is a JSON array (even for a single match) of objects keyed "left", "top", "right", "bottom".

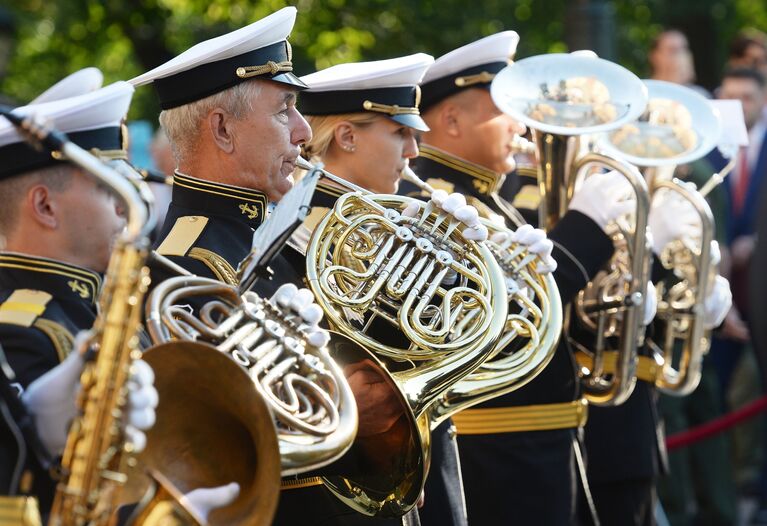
[
  {"left": 0, "top": 325, "right": 61, "bottom": 389},
  {"left": 549, "top": 210, "right": 615, "bottom": 304}
]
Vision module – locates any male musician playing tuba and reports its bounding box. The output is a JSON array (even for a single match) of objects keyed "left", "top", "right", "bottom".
[{"left": 396, "top": 32, "right": 644, "bottom": 525}]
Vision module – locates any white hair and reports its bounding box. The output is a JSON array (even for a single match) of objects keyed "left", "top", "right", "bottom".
[{"left": 158, "top": 80, "right": 262, "bottom": 164}]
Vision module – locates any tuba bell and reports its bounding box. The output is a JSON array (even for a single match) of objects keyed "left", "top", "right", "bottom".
[
  {"left": 598, "top": 79, "right": 724, "bottom": 395},
  {"left": 490, "top": 53, "right": 652, "bottom": 406},
  {"left": 297, "top": 157, "right": 509, "bottom": 517},
  {"left": 399, "top": 167, "right": 564, "bottom": 418}
]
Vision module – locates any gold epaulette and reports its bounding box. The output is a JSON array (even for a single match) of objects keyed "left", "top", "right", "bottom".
[
  {"left": 452, "top": 399, "right": 588, "bottom": 434},
  {"left": 512, "top": 184, "right": 542, "bottom": 211},
  {"left": 0, "top": 495, "right": 42, "bottom": 526},
  {"left": 574, "top": 350, "right": 661, "bottom": 385},
  {"left": 0, "top": 290, "right": 53, "bottom": 327},
  {"left": 156, "top": 216, "right": 238, "bottom": 285},
  {"left": 280, "top": 476, "right": 324, "bottom": 490},
  {"left": 156, "top": 216, "right": 209, "bottom": 257}
]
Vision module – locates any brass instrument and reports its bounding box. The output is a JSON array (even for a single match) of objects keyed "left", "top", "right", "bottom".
[
  {"left": 144, "top": 274, "right": 360, "bottom": 476},
  {"left": 4, "top": 136, "right": 281, "bottom": 524},
  {"left": 399, "top": 167, "right": 563, "bottom": 417},
  {"left": 297, "top": 157, "right": 508, "bottom": 517},
  {"left": 600, "top": 79, "right": 725, "bottom": 396},
  {"left": 491, "top": 53, "right": 652, "bottom": 406}
]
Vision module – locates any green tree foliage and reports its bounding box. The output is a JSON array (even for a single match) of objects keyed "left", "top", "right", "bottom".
[{"left": 0, "top": 0, "right": 764, "bottom": 123}]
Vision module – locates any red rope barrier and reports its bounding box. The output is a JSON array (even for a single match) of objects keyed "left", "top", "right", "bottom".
[{"left": 666, "top": 394, "right": 767, "bottom": 450}]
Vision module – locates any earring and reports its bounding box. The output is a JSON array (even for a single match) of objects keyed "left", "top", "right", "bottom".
[{"left": 343, "top": 144, "right": 356, "bottom": 152}]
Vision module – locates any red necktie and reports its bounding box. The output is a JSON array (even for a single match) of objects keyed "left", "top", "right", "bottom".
[{"left": 734, "top": 148, "right": 749, "bottom": 214}]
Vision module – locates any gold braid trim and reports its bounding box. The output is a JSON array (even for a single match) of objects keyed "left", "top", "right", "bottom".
[
  {"left": 236, "top": 61, "right": 293, "bottom": 79},
  {"left": 188, "top": 248, "right": 238, "bottom": 286},
  {"left": 32, "top": 319, "right": 74, "bottom": 362},
  {"left": 455, "top": 71, "right": 497, "bottom": 87}
]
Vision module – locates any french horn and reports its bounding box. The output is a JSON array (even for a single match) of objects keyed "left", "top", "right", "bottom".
[
  {"left": 296, "top": 157, "right": 509, "bottom": 517},
  {"left": 491, "top": 53, "right": 652, "bottom": 406},
  {"left": 399, "top": 167, "right": 564, "bottom": 418},
  {"left": 598, "top": 79, "right": 724, "bottom": 395}
]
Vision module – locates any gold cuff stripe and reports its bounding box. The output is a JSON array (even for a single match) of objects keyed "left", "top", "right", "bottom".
[
  {"left": 418, "top": 145, "right": 500, "bottom": 186},
  {"left": 156, "top": 216, "right": 209, "bottom": 257},
  {"left": 575, "top": 351, "right": 660, "bottom": 384},
  {"left": 173, "top": 173, "right": 268, "bottom": 205},
  {"left": 452, "top": 399, "right": 588, "bottom": 434},
  {"left": 0, "top": 290, "right": 53, "bottom": 327},
  {"left": 280, "top": 476, "right": 324, "bottom": 490}
]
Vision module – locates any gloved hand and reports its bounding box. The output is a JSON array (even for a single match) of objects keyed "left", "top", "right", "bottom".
[
  {"left": 402, "top": 191, "right": 489, "bottom": 242},
  {"left": 126, "top": 359, "right": 159, "bottom": 453},
  {"left": 22, "top": 334, "right": 158, "bottom": 455},
  {"left": 568, "top": 171, "right": 636, "bottom": 231},
  {"left": 490, "top": 224, "right": 558, "bottom": 274},
  {"left": 648, "top": 188, "right": 702, "bottom": 255},
  {"left": 270, "top": 283, "right": 331, "bottom": 348},
  {"left": 643, "top": 281, "right": 658, "bottom": 326},
  {"left": 181, "top": 482, "right": 241, "bottom": 522},
  {"left": 703, "top": 275, "right": 732, "bottom": 330},
  {"left": 710, "top": 240, "right": 721, "bottom": 267}
]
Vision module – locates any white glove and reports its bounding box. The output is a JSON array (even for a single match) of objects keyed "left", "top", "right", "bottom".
[
  {"left": 490, "top": 224, "right": 558, "bottom": 274},
  {"left": 568, "top": 171, "right": 636, "bottom": 231},
  {"left": 710, "top": 240, "right": 721, "bottom": 267},
  {"left": 181, "top": 482, "right": 241, "bottom": 522},
  {"left": 126, "top": 359, "right": 159, "bottom": 453},
  {"left": 648, "top": 188, "right": 702, "bottom": 255},
  {"left": 270, "top": 283, "right": 331, "bottom": 348},
  {"left": 22, "top": 339, "right": 158, "bottom": 455},
  {"left": 22, "top": 350, "right": 84, "bottom": 455},
  {"left": 402, "top": 191, "right": 489, "bottom": 241},
  {"left": 703, "top": 275, "right": 732, "bottom": 329},
  {"left": 643, "top": 281, "right": 658, "bottom": 326}
]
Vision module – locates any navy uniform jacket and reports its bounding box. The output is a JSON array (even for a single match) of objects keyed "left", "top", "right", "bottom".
[
  {"left": 150, "top": 171, "right": 302, "bottom": 295},
  {"left": 399, "top": 147, "right": 613, "bottom": 526},
  {"left": 149, "top": 173, "right": 404, "bottom": 526},
  {"left": 0, "top": 253, "right": 101, "bottom": 517}
]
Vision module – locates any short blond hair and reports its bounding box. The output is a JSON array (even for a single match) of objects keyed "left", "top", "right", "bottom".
[
  {"left": 303, "top": 112, "right": 379, "bottom": 162},
  {"left": 158, "top": 80, "right": 263, "bottom": 164}
]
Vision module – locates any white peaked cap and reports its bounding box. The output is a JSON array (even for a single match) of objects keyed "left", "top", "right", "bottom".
[
  {"left": 301, "top": 53, "right": 434, "bottom": 91},
  {"left": 0, "top": 81, "right": 134, "bottom": 178},
  {"left": 420, "top": 31, "right": 519, "bottom": 110},
  {"left": 129, "top": 7, "right": 306, "bottom": 109},
  {"left": 300, "top": 54, "right": 434, "bottom": 132},
  {"left": 31, "top": 67, "right": 104, "bottom": 104}
]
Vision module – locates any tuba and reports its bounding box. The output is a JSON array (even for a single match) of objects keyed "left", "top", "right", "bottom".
[
  {"left": 399, "top": 167, "right": 563, "bottom": 418},
  {"left": 598, "top": 79, "right": 724, "bottom": 395},
  {"left": 491, "top": 53, "right": 652, "bottom": 406},
  {"left": 297, "top": 157, "right": 509, "bottom": 517}
]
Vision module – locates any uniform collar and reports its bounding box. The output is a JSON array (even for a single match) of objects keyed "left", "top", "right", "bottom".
[
  {"left": 0, "top": 253, "right": 102, "bottom": 306},
  {"left": 311, "top": 179, "right": 346, "bottom": 209},
  {"left": 171, "top": 171, "right": 269, "bottom": 229},
  {"left": 416, "top": 144, "right": 505, "bottom": 196}
]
